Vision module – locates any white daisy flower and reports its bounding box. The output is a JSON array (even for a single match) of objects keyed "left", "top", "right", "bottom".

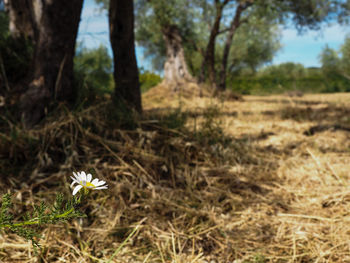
[{"left": 70, "top": 171, "right": 108, "bottom": 195}]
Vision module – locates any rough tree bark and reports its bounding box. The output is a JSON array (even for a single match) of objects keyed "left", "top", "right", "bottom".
[
  {"left": 109, "top": 0, "right": 142, "bottom": 113},
  {"left": 19, "top": 0, "right": 83, "bottom": 127},
  {"left": 218, "top": 1, "right": 252, "bottom": 91},
  {"left": 3, "top": 0, "right": 37, "bottom": 40},
  {"left": 162, "top": 24, "right": 193, "bottom": 87},
  {"left": 199, "top": 0, "right": 229, "bottom": 86}
]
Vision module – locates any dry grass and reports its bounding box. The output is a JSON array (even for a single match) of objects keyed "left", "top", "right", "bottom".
[{"left": 1, "top": 86, "right": 350, "bottom": 262}]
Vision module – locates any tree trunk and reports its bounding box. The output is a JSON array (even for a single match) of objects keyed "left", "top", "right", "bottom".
[
  {"left": 218, "top": 2, "right": 252, "bottom": 91},
  {"left": 198, "top": 0, "right": 228, "bottom": 86},
  {"left": 109, "top": 0, "right": 142, "bottom": 113},
  {"left": 19, "top": 0, "right": 83, "bottom": 127},
  {"left": 162, "top": 24, "right": 193, "bottom": 87},
  {"left": 3, "top": 0, "right": 37, "bottom": 40}
]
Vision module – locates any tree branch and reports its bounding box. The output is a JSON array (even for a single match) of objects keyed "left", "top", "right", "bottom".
[{"left": 218, "top": 27, "right": 231, "bottom": 35}]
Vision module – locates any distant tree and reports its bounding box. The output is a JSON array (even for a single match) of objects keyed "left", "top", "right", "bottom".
[
  {"left": 203, "top": 0, "right": 340, "bottom": 90},
  {"left": 109, "top": 0, "right": 142, "bottom": 112},
  {"left": 183, "top": 11, "right": 281, "bottom": 80},
  {"left": 338, "top": 0, "right": 350, "bottom": 24},
  {"left": 197, "top": 0, "right": 230, "bottom": 86},
  {"left": 134, "top": 0, "right": 279, "bottom": 88},
  {"left": 259, "top": 63, "right": 306, "bottom": 79},
  {"left": 263, "top": 63, "right": 303, "bottom": 92},
  {"left": 74, "top": 44, "right": 113, "bottom": 94},
  {"left": 318, "top": 36, "right": 350, "bottom": 82},
  {"left": 319, "top": 45, "right": 340, "bottom": 78},
  {"left": 226, "top": 16, "right": 281, "bottom": 75},
  {"left": 318, "top": 44, "right": 350, "bottom": 92},
  {"left": 217, "top": 1, "right": 254, "bottom": 90},
  {"left": 135, "top": 0, "right": 340, "bottom": 92},
  {"left": 135, "top": 0, "right": 195, "bottom": 88},
  {"left": 339, "top": 36, "right": 350, "bottom": 80}
]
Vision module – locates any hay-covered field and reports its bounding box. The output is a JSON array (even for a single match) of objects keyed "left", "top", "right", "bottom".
[{"left": 1, "top": 85, "right": 350, "bottom": 262}]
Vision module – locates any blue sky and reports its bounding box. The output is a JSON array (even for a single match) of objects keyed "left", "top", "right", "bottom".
[
  {"left": 273, "top": 24, "right": 349, "bottom": 67},
  {"left": 77, "top": 0, "right": 350, "bottom": 71}
]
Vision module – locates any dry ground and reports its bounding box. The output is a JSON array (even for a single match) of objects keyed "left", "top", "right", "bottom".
[{"left": 1, "top": 85, "right": 350, "bottom": 262}]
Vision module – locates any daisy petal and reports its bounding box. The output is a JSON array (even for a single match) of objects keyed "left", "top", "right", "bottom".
[
  {"left": 87, "top": 173, "right": 92, "bottom": 182},
  {"left": 73, "top": 172, "right": 80, "bottom": 180},
  {"left": 91, "top": 178, "right": 99, "bottom": 186},
  {"left": 95, "top": 186, "right": 108, "bottom": 190},
  {"left": 70, "top": 180, "right": 78, "bottom": 188},
  {"left": 70, "top": 175, "right": 79, "bottom": 182},
  {"left": 95, "top": 180, "right": 106, "bottom": 186},
  {"left": 72, "top": 185, "right": 83, "bottom": 196},
  {"left": 80, "top": 171, "right": 86, "bottom": 181},
  {"left": 70, "top": 176, "right": 79, "bottom": 187}
]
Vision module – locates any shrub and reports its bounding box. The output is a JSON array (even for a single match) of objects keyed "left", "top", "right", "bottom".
[
  {"left": 139, "top": 68, "right": 162, "bottom": 93},
  {"left": 74, "top": 44, "right": 114, "bottom": 105}
]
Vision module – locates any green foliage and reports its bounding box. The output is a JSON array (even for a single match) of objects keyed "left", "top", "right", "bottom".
[
  {"left": 0, "top": 193, "right": 13, "bottom": 226},
  {"left": 259, "top": 62, "right": 306, "bottom": 79},
  {"left": 139, "top": 68, "right": 162, "bottom": 93},
  {"left": 74, "top": 44, "right": 113, "bottom": 105},
  {"left": 340, "top": 36, "right": 350, "bottom": 78},
  {"left": 319, "top": 45, "right": 340, "bottom": 76},
  {"left": 221, "top": 9, "right": 282, "bottom": 75},
  {"left": 317, "top": 42, "right": 350, "bottom": 93},
  {"left": 228, "top": 63, "right": 331, "bottom": 95},
  {"left": 0, "top": 192, "right": 85, "bottom": 250}
]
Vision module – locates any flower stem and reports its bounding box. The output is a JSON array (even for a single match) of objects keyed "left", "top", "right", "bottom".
[{"left": 0, "top": 207, "right": 75, "bottom": 229}]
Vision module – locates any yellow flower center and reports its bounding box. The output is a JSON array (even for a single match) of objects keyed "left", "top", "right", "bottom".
[
  {"left": 85, "top": 182, "right": 95, "bottom": 188},
  {"left": 80, "top": 180, "right": 96, "bottom": 189}
]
